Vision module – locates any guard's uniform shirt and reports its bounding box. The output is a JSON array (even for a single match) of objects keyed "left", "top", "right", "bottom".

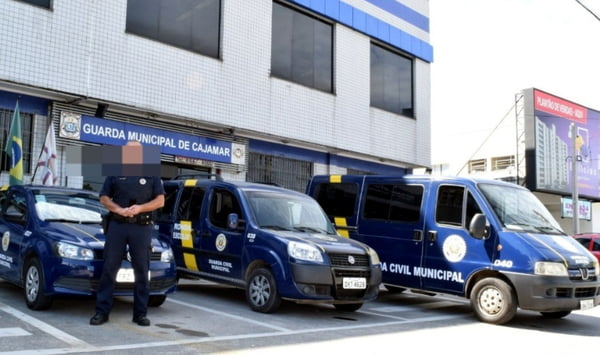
[{"left": 95, "top": 176, "right": 165, "bottom": 318}]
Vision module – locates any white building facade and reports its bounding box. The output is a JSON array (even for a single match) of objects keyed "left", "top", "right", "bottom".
[{"left": 0, "top": 0, "right": 432, "bottom": 192}]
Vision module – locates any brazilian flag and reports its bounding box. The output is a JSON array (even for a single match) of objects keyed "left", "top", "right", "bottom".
[{"left": 4, "top": 101, "right": 23, "bottom": 185}]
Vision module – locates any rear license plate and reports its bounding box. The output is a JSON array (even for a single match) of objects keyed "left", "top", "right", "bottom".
[
  {"left": 580, "top": 299, "right": 594, "bottom": 310},
  {"left": 343, "top": 277, "right": 366, "bottom": 289}
]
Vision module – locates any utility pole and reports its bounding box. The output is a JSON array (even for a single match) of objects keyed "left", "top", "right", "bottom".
[{"left": 570, "top": 123, "right": 579, "bottom": 234}]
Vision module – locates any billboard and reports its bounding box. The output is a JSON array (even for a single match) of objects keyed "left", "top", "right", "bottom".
[{"left": 524, "top": 88, "right": 600, "bottom": 201}]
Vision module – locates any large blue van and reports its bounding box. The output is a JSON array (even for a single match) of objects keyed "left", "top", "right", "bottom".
[{"left": 307, "top": 175, "right": 600, "bottom": 324}]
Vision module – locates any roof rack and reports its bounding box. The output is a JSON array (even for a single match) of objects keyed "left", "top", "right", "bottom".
[{"left": 173, "top": 173, "right": 223, "bottom": 181}]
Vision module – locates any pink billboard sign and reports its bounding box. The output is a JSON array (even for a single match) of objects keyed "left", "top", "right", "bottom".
[{"left": 534, "top": 90, "right": 587, "bottom": 124}]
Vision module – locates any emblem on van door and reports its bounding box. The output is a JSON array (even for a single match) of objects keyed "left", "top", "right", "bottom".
[
  {"left": 1, "top": 231, "right": 9, "bottom": 252},
  {"left": 348, "top": 255, "right": 355, "bottom": 265},
  {"left": 216, "top": 233, "right": 227, "bottom": 252},
  {"left": 443, "top": 234, "right": 467, "bottom": 263}
]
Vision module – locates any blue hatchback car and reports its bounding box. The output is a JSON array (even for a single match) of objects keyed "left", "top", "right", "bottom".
[{"left": 0, "top": 185, "right": 177, "bottom": 310}]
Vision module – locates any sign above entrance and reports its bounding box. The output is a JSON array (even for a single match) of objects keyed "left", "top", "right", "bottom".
[{"left": 59, "top": 112, "right": 245, "bottom": 165}]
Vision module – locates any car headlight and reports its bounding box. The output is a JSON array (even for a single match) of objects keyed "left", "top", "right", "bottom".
[
  {"left": 161, "top": 247, "right": 174, "bottom": 263},
  {"left": 288, "top": 241, "right": 323, "bottom": 262},
  {"left": 56, "top": 242, "right": 94, "bottom": 261},
  {"left": 534, "top": 261, "right": 568, "bottom": 276},
  {"left": 367, "top": 246, "right": 380, "bottom": 266}
]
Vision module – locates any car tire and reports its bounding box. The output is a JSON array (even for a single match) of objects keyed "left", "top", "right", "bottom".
[
  {"left": 470, "top": 277, "right": 517, "bottom": 325},
  {"left": 540, "top": 310, "right": 571, "bottom": 319},
  {"left": 333, "top": 303, "right": 363, "bottom": 312},
  {"left": 147, "top": 295, "right": 167, "bottom": 307},
  {"left": 23, "top": 258, "right": 53, "bottom": 310},
  {"left": 246, "top": 267, "right": 281, "bottom": 313}
]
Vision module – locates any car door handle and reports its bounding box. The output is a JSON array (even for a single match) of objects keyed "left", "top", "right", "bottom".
[
  {"left": 427, "top": 230, "right": 437, "bottom": 242},
  {"left": 413, "top": 230, "right": 423, "bottom": 242}
]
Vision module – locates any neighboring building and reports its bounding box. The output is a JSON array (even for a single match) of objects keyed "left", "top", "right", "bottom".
[{"left": 0, "top": 0, "right": 432, "bottom": 192}]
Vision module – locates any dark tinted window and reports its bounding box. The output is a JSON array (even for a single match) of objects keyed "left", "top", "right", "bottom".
[
  {"left": 364, "top": 184, "right": 422, "bottom": 222},
  {"left": 209, "top": 189, "right": 241, "bottom": 228},
  {"left": 178, "top": 187, "right": 205, "bottom": 220},
  {"left": 592, "top": 239, "right": 600, "bottom": 252},
  {"left": 370, "top": 43, "right": 413, "bottom": 117},
  {"left": 271, "top": 2, "right": 333, "bottom": 92},
  {"left": 435, "top": 185, "right": 464, "bottom": 226},
  {"left": 313, "top": 183, "right": 357, "bottom": 218},
  {"left": 156, "top": 184, "right": 179, "bottom": 221},
  {"left": 15, "top": 0, "right": 51, "bottom": 8},
  {"left": 364, "top": 184, "right": 392, "bottom": 220},
  {"left": 388, "top": 185, "right": 423, "bottom": 222},
  {"left": 126, "top": 0, "right": 221, "bottom": 58},
  {"left": 575, "top": 237, "right": 590, "bottom": 248}
]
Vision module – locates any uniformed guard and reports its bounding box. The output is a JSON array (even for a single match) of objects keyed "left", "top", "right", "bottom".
[{"left": 90, "top": 141, "right": 165, "bottom": 326}]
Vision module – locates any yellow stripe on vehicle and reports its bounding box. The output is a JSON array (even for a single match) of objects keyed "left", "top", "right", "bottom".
[
  {"left": 334, "top": 217, "right": 349, "bottom": 238},
  {"left": 184, "top": 179, "right": 197, "bottom": 187},
  {"left": 330, "top": 175, "right": 342, "bottom": 183},
  {"left": 180, "top": 220, "right": 199, "bottom": 271}
]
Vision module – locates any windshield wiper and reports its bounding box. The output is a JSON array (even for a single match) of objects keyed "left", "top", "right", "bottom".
[
  {"left": 44, "top": 218, "right": 99, "bottom": 224},
  {"left": 533, "top": 225, "right": 565, "bottom": 235},
  {"left": 260, "top": 225, "right": 292, "bottom": 231},
  {"left": 293, "top": 226, "right": 327, "bottom": 234}
]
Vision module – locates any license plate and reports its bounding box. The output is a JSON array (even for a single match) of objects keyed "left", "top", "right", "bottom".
[
  {"left": 116, "top": 269, "right": 152, "bottom": 283},
  {"left": 116, "top": 268, "right": 135, "bottom": 283},
  {"left": 343, "top": 277, "right": 366, "bottom": 289},
  {"left": 580, "top": 299, "right": 594, "bottom": 310}
]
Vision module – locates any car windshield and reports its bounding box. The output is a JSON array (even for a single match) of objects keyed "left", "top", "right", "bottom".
[
  {"left": 479, "top": 183, "right": 564, "bottom": 235},
  {"left": 245, "top": 190, "right": 336, "bottom": 234},
  {"left": 34, "top": 190, "right": 106, "bottom": 223}
]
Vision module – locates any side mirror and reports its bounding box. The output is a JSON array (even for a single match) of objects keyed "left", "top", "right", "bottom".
[
  {"left": 227, "top": 213, "right": 239, "bottom": 230},
  {"left": 469, "top": 213, "right": 489, "bottom": 240}
]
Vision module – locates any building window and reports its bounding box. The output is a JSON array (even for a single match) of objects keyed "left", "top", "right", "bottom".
[
  {"left": 491, "top": 155, "right": 515, "bottom": 171},
  {"left": 247, "top": 153, "right": 313, "bottom": 193},
  {"left": 370, "top": 43, "right": 414, "bottom": 117},
  {"left": 271, "top": 2, "right": 333, "bottom": 93},
  {"left": 126, "top": 0, "right": 221, "bottom": 58},
  {"left": 1, "top": 109, "right": 33, "bottom": 176},
  {"left": 15, "top": 0, "right": 51, "bottom": 8},
  {"left": 468, "top": 159, "right": 486, "bottom": 173}
]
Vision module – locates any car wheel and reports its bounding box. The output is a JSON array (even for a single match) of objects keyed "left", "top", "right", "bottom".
[
  {"left": 470, "top": 277, "right": 517, "bottom": 325},
  {"left": 334, "top": 303, "right": 363, "bottom": 312},
  {"left": 23, "top": 258, "right": 53, "bottom": 310},
  {"left": 246, "top": 267, "right": 281, "bottom": 313},
  {"left": 540, "top": 310, "right": 571, "bottom": 319},
  {"left": 147, "top": 295, "right": 167, "bottom": 307}
]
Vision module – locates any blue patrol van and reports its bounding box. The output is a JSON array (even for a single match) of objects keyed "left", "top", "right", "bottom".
[
  {"left": 307, "top": 175, "right": 600, "bottom": 324},
  {"left": 155, "top": 176, "right": 381, "bottom": 313}
]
